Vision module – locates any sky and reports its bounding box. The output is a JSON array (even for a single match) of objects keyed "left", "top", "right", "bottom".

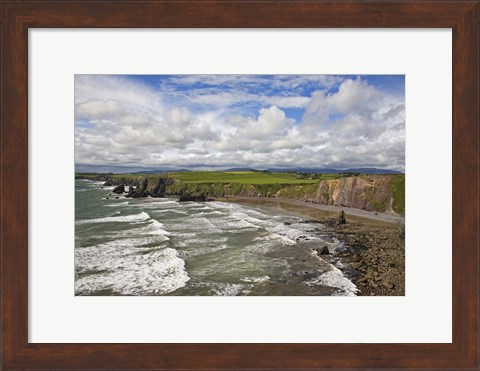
[{"left": 75, "top": 74, "right": 405, "bottom": 172}]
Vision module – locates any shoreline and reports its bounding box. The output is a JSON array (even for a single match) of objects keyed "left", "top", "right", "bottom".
[
  {"left": 213, "top": 196, "right": 405, "bottom": 296},
  {"left": 213, "top": 196, "right": 404, "bottom": 226}
]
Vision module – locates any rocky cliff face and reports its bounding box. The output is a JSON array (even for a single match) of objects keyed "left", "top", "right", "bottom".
[
  {"left": 313, "top": 176, "right": 397, "bottom": 213},
  {"left": 273, "top": 175, "right": 405, "bottom": 215}
]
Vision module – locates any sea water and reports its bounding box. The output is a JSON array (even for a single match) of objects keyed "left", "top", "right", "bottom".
[{"left": 75, "top": 179, "right": 357, "bottom": 296}]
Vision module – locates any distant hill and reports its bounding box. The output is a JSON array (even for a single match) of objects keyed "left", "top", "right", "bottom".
[
  {"left": 266, "top": 167, "right": 403, "bottom": 175},
  {"left": 75, "top": 164, "right": 191, "bottom": 174},
  {"left": 76, "top": 163, "right": 402, "bottom": 175},
  {"left": 130, "top": 169, "right": 191, "bottom": 174},
  {"left": 223, "top": 167, "right": 256, "bottom": 172},
  {"left": 344, "top": 168, "right": 403, "bottom": 174}
]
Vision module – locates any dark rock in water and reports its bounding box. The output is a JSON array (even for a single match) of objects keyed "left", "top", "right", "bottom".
[
  {"left": 284, "top": 222, "right": 292, "bottom": 226},
  {"left": 103, "top": 179, "right": 114, "bottom": 186},
  {"left": 337, "top": 210, "right": 346, "bottom": 225},
  {"left": 178, "top": 193, "right": 207, "bottom": 202},
  {"left": 318, "top": 246, "right": 330, "bottom": 255},
  {"left": 295, "top": 235, "right": 310, "bottom": 241},
  {"left": 115, "top": 197, "right": 119, "bottom": 199},
  {"left": 112, "top": 184, "right": 125, "bottom": 194}
]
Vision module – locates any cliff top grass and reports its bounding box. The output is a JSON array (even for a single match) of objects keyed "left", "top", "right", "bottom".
[{"left": 164, "top": 171, "right": 335, "bottom": 184}]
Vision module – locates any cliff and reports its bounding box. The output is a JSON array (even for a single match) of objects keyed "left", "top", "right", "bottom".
[{"left": 76, "top": 173, "right": 405, "bottom": 215}]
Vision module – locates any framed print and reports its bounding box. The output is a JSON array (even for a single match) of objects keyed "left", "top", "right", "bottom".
[{"left": 1, "top": 1, "right": 478, "bottom": 370}]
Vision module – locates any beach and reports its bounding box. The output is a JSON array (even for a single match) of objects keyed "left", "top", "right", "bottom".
[{"left": 215, "top": 196, "right": 405, "bottom": 296}]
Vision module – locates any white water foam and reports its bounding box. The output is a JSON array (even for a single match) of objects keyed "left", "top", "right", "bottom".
[
  {"left": 316, "top": 266, "right": 358, "bottom": 296},
  {"left": 259, "top": 233, "right": 297, "bottom": 246},
  {"left": 213, "top": 215, "right": 260, "bottom": 231},
  {"left": 76, "top": 211, "right": 150, "bottom": 225},
  {"left": 75, "top": 245, "right": 189, "bottom": 295},
  {"left": 130, "top": 200, "right": 181, "bottom": 209},
  {"left": 241, "top": 275, "right": 270, "bottom": 283},
  {"left": 226, "top": 206, "right": 318, "bottom": 245},
  {"left": 105, "top": 201, "right": 130, "bottom": 207},
  {"left": 155, "top": 209, "right": 189, "bottom": 215},
  {"left": 212, "top": 283, "right": 247, "bottom": 296},
  {"left": 173, "top": 235, "right": 229, "bottom": 249},
  {"left": 308, "top": 251, "right": 358, "bottom": 296}
]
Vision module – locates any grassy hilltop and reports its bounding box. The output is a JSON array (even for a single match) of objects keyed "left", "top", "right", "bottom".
[
  {"left": 161, "top": 171, "right": 338, "bottom": 184},
  {"left": 76, "top": 171, "right": 405, "bottom": 215}
]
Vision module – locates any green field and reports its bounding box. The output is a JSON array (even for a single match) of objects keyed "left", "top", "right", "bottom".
[{"left": 163, "top": 171, "right": 336, "bottom": 184}]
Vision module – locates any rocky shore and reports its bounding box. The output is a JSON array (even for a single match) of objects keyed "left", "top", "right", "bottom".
[
  {"left": 218, "top": 197, "right": 405, "bottom": 296},
  {"left": 316, "top": 218, "right": 405, "bottom": 296}
]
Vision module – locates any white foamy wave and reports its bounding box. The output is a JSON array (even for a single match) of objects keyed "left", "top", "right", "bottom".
[
  {"left": 228, "top": 209, "right": 317, "bottom": 243},
  {"left": 105, "top": 201, "right": 130, "bottom": 207},
  {"left": 213, "top": 216, "right": 260, "bottom": 231},
  {"left": 172, "top": 216, "right": 221, "bottom": 233},
  {"left": 155, "top": 209, "right": 188, "bottom": 215},
  {"left": 316, "top": 267, "right": 358, "bottom": 296},
  {"left": 270, "top": 224, "right": 318, "bottom": 242},
  {"left": 230, "top": 211, "right": 270, "bottom": 228},
  {"left": 130, "top": 201, "right": 180, "bottom": 210},
  {"left": 241, "top": 275, "right": 270, "bottom": 283},
  {"left": 76, "top": 212, "right": 150, "bottom": 225},
  {"left": 192, "top": 211, "right": 223, "bottom": 217},
  {"left": 212, "top": 283, "right": 246, "bottom": 296},
  {"left": 89, "top": 181, "right": 105, "bottom": 187},
  {"left": 135, "top": 220, "right": 170, "bottom": 240},
  {"left": 260, "top": 233, "right": 297, "bottom": 245},
  {"left": 145, "top": 219, "right": 167, "bottom": 233},
  {"left": 307, "top": 251, "right": 358, "bottom": 296},
  {"left": 75, "top": 246, "right": 189, "bottom": 295},
  {"left": 105, "top": 220, "right": 170, "bottom": 243}
]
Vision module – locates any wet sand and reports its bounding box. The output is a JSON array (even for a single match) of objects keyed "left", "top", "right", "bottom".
[{"left": 215, "top": 196, "right": 405, "bottom": 296}]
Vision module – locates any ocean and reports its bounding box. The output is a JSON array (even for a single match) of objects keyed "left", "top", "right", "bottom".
[{"left": 75, "top": 179, "right": 357, "bottom": 296}]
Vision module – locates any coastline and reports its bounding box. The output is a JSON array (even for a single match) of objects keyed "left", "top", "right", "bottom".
[
  {"left": 214, "top": 196, "right": 405, "bottom": 296},
  {"left": 213, "top": 196, "right": 404, "bottom": 225}
]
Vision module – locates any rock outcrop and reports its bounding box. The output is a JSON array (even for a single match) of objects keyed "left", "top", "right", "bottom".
[
  {"left": 126, "top": 179, "right": 149, "bottom": 198},
  {"left": 112, "top": 184, "right": 125, "bottom": 194},
  {"left": 178, "top": 193, "right": 207, "bottom": 202}
]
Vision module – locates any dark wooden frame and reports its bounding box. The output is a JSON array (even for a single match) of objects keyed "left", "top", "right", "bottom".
[{"left": 1, "top": 1, "right": 478, "bottom": 370}]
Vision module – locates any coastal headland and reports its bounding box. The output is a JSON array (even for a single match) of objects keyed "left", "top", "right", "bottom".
[{"left": 76, "top": 171, "right": 405, "bottom": 295}]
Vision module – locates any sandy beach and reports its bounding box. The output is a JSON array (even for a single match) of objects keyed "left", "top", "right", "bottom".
[
  {"left": 215, "top": 196, "right": 405, "bottom": 296},
  {"left": 215, "top": 196, "right": 404, "bottom": 225}
]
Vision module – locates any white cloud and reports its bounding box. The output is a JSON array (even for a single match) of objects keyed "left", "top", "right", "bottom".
[
  {"left": 238, "top": 105, "right": 295, "bottom": 139},
  {"left": 75, "top": 75, "right": 405, "bottom": 171}
]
